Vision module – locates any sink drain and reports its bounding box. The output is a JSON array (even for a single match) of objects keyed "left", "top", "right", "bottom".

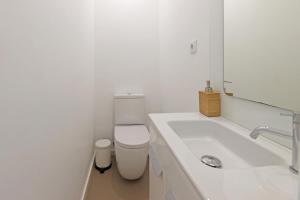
[{"left": 201, "top": 155, "right": 222, "bottom": 168}]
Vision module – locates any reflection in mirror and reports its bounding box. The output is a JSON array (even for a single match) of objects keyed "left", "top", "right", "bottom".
[{"left": 224, "top": 0, "right": 300, "bottom": 112}]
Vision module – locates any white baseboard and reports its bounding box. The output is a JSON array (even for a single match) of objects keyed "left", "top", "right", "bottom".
[{"left": 80, "top": 151, "right": 95, "bottom": 200}]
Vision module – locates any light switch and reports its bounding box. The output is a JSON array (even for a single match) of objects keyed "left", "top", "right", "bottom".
[{"left": 190, "top": 40, "right": 198, "bottom": 54}]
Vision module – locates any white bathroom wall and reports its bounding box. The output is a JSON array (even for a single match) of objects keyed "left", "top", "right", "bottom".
[
  {"left": 0, "top": 0, "right": 95, "bottom": 200},
  {"left": 94, "top": 0, "right": 161, "bottom": 140},
  {"left": 159, "top": 0, "right": 210, "bottom": 112},
  {"left": 209, "top": 0, "right": 292, "bottom": 148}
]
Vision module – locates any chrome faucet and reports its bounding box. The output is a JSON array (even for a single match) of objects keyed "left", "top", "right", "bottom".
[{"left": 249, "top": 113, "right": 300, "bottom": 174}]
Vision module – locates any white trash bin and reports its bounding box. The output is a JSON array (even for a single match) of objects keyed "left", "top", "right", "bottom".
[{"left": 95, "top": 139, "right": 112, "bottom": 173}]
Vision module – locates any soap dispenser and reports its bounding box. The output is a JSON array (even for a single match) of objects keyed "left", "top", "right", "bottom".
[
  {"left": 199, "top": 80, "right": 221, "bottom": 117},
  {"left": 205, "top": 80, "right": 213, "bottom": 93}
]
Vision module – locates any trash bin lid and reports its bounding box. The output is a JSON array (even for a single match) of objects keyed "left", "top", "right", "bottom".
[{"left": 95, "top": 139, "right": 111, "bottom": 149}]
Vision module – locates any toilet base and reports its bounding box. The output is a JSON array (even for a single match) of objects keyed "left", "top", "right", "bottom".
[
  {"left": 115, "top": 143, "right": 148, "bottom": 180},
  {"left": 94, "top": 162, "right": 112, "bottom": 174}
]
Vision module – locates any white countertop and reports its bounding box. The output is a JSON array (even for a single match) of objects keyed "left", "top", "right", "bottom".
[{"left": 149, "top": 113, "right": 298, "bottom": 200}]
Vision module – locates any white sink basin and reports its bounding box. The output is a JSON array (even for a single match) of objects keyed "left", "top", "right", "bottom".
[
  {"left": 168, "top": 120, "right": 284, "bottom": 169},
  {"left": 149, "top": 113, "right": 298, "bottom": 200}
]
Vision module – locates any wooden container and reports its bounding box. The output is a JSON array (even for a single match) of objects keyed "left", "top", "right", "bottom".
[{"left": 199, "top": 91, "right": 221, "bottom": 117}]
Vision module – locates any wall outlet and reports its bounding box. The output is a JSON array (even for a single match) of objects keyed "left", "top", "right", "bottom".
[{"left": 190, "top": 40, "right": 198, "bottom": 54}]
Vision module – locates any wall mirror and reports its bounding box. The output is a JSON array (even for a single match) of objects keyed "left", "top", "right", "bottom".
[{"left": 224, "top": 0, "right": 300, "bottom": 113}]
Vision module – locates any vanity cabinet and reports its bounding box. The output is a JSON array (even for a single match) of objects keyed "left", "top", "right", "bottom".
[
  {"left": 149, "top": 159, "right": 164, "bottom": 200},
  {"left": 149, "top": 124, "right": 203, "bottom": 200}
]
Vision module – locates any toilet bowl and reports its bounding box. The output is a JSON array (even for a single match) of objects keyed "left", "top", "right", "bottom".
[
  {"left": 113, "top": 93, "right": 150, "bottom": 180},
  {"left": 114, "top": 125, "right": 149, "bottom": 180}
]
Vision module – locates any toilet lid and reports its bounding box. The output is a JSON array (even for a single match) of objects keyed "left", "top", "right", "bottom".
[{"left": 114, "top": 125, "right": 150, "bottom": 149}]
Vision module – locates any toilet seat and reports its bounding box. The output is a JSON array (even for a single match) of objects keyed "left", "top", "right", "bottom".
[{"left": 115, "top": 125, "right": 150, "bottom": 149}]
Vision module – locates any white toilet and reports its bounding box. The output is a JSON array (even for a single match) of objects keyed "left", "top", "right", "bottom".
[{"left": 114, "top": 93, "right": 150, "bottom": 180}]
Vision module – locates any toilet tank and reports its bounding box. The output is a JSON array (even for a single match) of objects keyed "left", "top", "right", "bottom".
[{"left": 114, "top": 93, "right": 146, "bottom": 125}]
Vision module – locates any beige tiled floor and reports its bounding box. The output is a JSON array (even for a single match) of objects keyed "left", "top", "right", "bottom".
[{"left": 85, "top": 157, "right": 149, "bottom": 200}]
